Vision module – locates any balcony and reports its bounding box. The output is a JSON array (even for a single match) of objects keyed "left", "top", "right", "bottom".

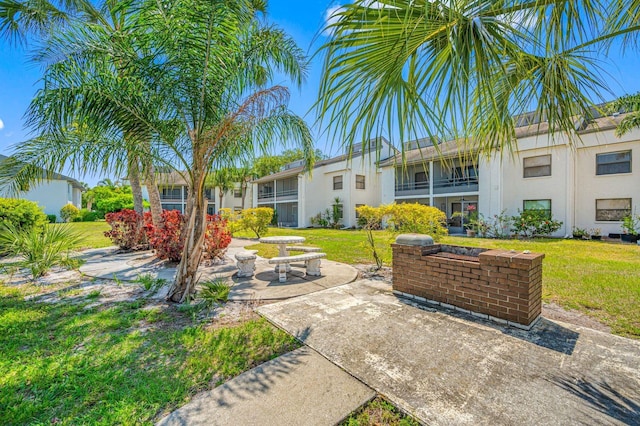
[
  {"left": 395, "top": 180, "right": 430, "bottom": 196},
  {"left": 433, "top": 176, "right": 479, "bottom": 194}
]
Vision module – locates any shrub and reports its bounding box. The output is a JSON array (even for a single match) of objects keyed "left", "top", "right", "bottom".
[
  {"left": 47, "top": 214, "right": 57, "bottom": 223},
  {"left": 471, "top": 211, "right": 513, "bottom": 239},
  {"left": 203, "top": 214, "right": 232, "bottom": 261},
  {"left": 199, "top": 278, "right": 231, "bottom": 307},
  {"left": 145, "top": 209, "right": 185, "bottom": 262},
  {"left": 79, "top": 208, "right": 98, "bottom": 222},
  {"left": 218, "top": 208, "right": 242, "bottom": 235},
  {"left": 104, "top": 209, "right": 147, "bottom": 250},
  {"left": 511, "top": 210, "right": 562, "bottom": 238},
  {"left": 238, "top": 207, "right": 274, "bottom": 238},
  {"left": 384, "top": 203, "right": 448, "bottom": 241},
  {"left": 0, "top": 223, "right": 83, "bottom": 278},
  {"left": 60, "top": 204, "right": 81, "bottom": 222},
  {"left": 0, "top": 198, "right": 48, "bottom": 233}
]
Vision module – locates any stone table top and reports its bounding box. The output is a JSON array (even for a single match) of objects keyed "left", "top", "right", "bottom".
[{"left": 259, "top": 236, "right": 305, "bottom": 244}]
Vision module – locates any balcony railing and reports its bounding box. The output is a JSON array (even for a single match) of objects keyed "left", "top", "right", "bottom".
[
  {"left": 257, "top": 189, "right": 298, "bottom": 200},
  {"left": 160, "top": 193, "right": 182, "bottom": 200},
  {"left": 395, "top": 181, "right": 429, "bottom": 193},
  {"left": 433, "top": 177, "right": 479, "bottom": 194}
]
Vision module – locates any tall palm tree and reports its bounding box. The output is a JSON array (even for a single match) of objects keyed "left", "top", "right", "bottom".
[
  {"left": 317, "top": 0, "right": 640, "bottom": 156},
  {"left": 0, "top": 0, "right": 163, "bottom": 222},
  {"left": 12, "top": 0, "right": 313, "bottom": 302}
]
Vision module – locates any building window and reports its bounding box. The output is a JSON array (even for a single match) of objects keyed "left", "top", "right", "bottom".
[
  {"left": 523, "top": 154, "right": 551, "bottom": 178},
  {"left": 161, "top": 187, "right": 182, "bottom": 199},
  {"left": 596, "top": 150, "right": 631, "bottom": 175},
  {"left": 596, "top": 198, "right": 632, "bottom": 221},
  {"left": 234, "top": 207, "right": 243, "bottom": 213},
  {"left": 355, "top": 204, "right": 365, "bottom": 219},
  {"left": 333, "top": 175, "right": 343, "bottom": 190},
  {"left": 523, "top": 199, "right": 551, "bottom": 218},
  {"left": 415, "top": 171, "right": 428, "bottom": 188},
  {"left": 233, "top": 188, "right": 242, "bottom": 198},
  {"left": 356, "top": 175, "right": 365, "bottom": 189},
  {"left": 204, "top": 188, "right": 215, "bottom": 200}
]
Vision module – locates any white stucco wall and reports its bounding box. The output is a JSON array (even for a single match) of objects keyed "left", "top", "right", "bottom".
[{"left": 10, "top": 179, "right": 82, "bottom": 219}]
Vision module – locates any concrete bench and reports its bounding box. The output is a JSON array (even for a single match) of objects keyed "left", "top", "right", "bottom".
[
  {"left": 235, "top": 251, "right": 257, "bottom": 278},
  {"left": 268, "top": 253, "right": 327, "bottom": 282},
  {"left": 285, "top": 246, "right": 322, "bottom": 253}
]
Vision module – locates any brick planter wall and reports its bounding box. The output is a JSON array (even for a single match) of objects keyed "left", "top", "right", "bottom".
[{"left": 392, "top": 237, "right": 544, "bottom": 329}]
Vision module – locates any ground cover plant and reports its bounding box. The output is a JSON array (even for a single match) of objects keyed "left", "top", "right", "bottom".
[
  {"left": 0, "top": 282, "right": 299, "bottom": 424},
  {"left": 342, "top": 397, "right": 419, "bottom": 426},
  {"left": 241, "top": 228, "right": 640, "bottom": 338}
]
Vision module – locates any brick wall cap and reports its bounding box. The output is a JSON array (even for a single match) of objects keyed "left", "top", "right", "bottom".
[{"left": 395, "top": 234, "right": 434, "bottom": 246}]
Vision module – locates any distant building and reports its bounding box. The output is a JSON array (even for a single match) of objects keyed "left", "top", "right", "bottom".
[
  {"left": 0, "top": 154, "right": 83, "bottom": 219},
  {"left": 252, "top": 138, "right": 396, "bottom": 228}
]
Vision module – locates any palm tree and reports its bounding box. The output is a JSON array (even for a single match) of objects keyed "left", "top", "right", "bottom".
[
  {"left": 609, "top": 93, "right": 640, "bottom": 136},
  {"left": 317, "top": 0, "right": 640, "bottom": 156},
  {"left": 1, "top": 0, "right": 163, "bottom": 222},
  {"left": 12, "top": 0, "right": 313, "bottom": 302},
  {"left": 207, "top": 169, "right": 236, "bottom": 210}
]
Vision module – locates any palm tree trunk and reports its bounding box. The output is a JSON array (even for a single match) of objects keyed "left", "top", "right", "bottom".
[
  {"left": 218, "top": 189, "right": 224, "bottom": 211},
  {"left": 168, "top": 185, "right": 207, "bottom": 302},
  {"left": 144, "top": 162, "right": 163, "bottom": 226},
  {"left": 241, "top": 179, "right": 248, "bottom": 209},
  {"left": 128, "top": 155, "right": 144, "bottom": 215}
]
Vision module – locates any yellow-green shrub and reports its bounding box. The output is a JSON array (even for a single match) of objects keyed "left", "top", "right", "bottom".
[
  {"left": 218, "top": 208, "right": 243, "bottom": 235},
  {"left": 60, "top": 204, "right": 81, "bottom": 222},
  {"left": 384, "top": 203, "right": 448, "bottom": 240},
  {"left": 238, "top": 207, "right": 274, "bottom": 238},
  {"left": 0, "top": 198, "right": 48, "bottom": 232}
]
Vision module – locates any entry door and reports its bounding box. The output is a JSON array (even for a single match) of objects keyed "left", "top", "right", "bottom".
[{"left": 451, "top": 203, "right": 462, "bottom": 227}]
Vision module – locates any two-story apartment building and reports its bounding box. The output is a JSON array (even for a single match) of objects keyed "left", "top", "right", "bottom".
[
  {"left": 156, "top": 171, "right": 253, "bottom": 214},
  {"left": 252, "top": 138, "right": 396, "bottom": 228},
  {"left": 481, "top": 113, "right": 640, "bottom": 236},
  {"left": 380, "top": 111, "right": 639, "bottom": 236},
  {"left": 379, "top": 138, "right": 480, "bottom": 234}
]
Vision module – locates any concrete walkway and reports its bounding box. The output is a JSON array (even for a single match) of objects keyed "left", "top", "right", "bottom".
[
  {"left": 78, "top": 239, "right": 358, "bottom": 301},
  {"left": 157, "top": 346, "right": 375, "bottom": 425},
  {"left": 258, "top": 280, "right": 640, "bottom": 426}
]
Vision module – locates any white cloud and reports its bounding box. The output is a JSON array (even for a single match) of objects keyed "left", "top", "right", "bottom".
[
  {"left": 323, "top": 5, "right": 344, "bottom": 36},
  {"left": 0, "top": 119, "right": 4, "bottom": 130}
]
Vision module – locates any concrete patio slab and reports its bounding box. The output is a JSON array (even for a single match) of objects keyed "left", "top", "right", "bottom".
[
  {"left": 156, "top": 346, "right": 375, "bottom": 426},
  {"left": 78, "top": 240, "right": 358, "bottom": 301},
  {"left": 258, "top": 280, "right": 640, "bottom": 426}
]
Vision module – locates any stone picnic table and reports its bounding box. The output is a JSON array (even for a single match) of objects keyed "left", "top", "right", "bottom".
[{"left": 258, "top": 235, "right": 305, "bottom": 258}]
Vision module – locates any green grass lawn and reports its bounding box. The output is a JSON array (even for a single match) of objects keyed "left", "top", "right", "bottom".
[
  {"left": 238, "top": 227, "right": 640, "bottom": 338},
  {"left": 0, "top": 284, "right": 298, "bottom": 424},
  {"left": 58, "top": 221, "right": 113, "bottom": 249}
]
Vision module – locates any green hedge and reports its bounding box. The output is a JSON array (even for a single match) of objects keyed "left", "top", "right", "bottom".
[{"left": 0, "top": 198, "right": 48, "bottom": 232}]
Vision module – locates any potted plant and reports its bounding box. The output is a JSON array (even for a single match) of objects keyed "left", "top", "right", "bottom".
[
  {"left": 621, "top": 214, "right": 640, "bottom": 243},
  {"left": 465, "top": 205, "right": 478, "bottom": 237},
  {"left": 589, "top": 228, "right": 602, "bottom": 240},
  {"left": 572, "top": 227, "right": 587, "bottom": 240}
]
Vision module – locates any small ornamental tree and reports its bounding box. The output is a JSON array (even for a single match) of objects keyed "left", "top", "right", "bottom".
[
  {"left": 104, "top": 209, "right": 147, "bottom": 250},
  {"left": 60, "top": 204, "right": 80, "bottom": 222},
  {"left": 238, "top": 207, "right": 274, "bottom": 238},
  {"left": 203, "top": 215, "right": 232, "bottom": 261},
  {"left": 384, "top": 203, "right": 448, "bottom": 240}
]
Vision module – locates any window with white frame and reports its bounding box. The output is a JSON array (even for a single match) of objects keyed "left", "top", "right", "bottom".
[
  {"left": 333, "top": 175, "right": 343, "bottom": 190},
  {"left": 523, "top": 199, "right": 551, "bottom": 218},
  {"left": 595, "top": 198, "right": 632, "bottom": 221},
  {"left": 523, "top": 154, "right": 551, "bottom": 178},
  {"left": 356, "top": 174, "right": 365, "bottom": 189},
  {"left": 596, "top": 150, "right": 631, "bottom": 175}
]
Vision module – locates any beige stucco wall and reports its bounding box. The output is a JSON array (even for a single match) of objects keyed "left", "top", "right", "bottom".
[{"left": 481, "top": 126, "right": 640, "bottom": 236}]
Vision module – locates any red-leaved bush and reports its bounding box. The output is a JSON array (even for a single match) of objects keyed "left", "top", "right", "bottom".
[
  {"left": 203, "top": 214, "right": 232, "bottom": 260},
  {"left": 104, "top": 209, "right": 147, "bottom": 250},
  {"left": 145, "top": 210, "right": 185, "bottom": 262}
]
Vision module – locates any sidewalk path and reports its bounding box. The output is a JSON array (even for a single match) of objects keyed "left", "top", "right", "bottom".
[
  {"left": 78, "top": 239, "right": 358, "bottom": 301},
  {"left": 258, "top": 280, "right": 640, "bottom": 425},
  {"left": 157, "top": 346, "right": 375, "bottom": 426}
]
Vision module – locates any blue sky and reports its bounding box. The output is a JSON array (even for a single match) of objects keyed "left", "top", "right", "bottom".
[{"left": 2, "top": 0, "right": 640, "bottom": 185}]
